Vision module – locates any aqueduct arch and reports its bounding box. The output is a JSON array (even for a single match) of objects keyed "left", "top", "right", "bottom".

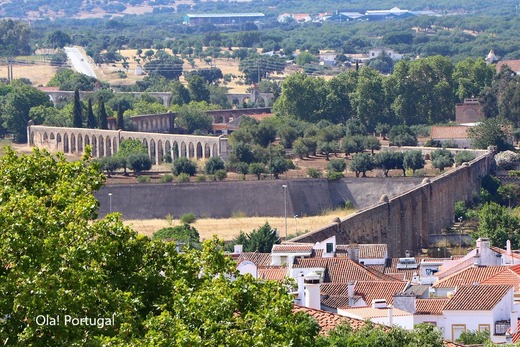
[{"left": 28, "top": 126, "right": 229, "bottom": 165}]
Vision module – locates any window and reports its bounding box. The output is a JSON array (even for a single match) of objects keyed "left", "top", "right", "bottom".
[
  {"left": 326, "top": 243, "right": 334, "bottom": 253},
  {"left": 478, "top": 324, "right": 490, "bottom": 333},
  {"left": 452, "top": 324, "right": 466, "bottom": 341}
]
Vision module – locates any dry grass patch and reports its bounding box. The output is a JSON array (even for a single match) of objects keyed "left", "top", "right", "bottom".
[
  {"left": 1, "top": 64, "right": 57, "bottom": 87},
  {"left": 125, "top": 208, "right": 355, "bottom": 241}
]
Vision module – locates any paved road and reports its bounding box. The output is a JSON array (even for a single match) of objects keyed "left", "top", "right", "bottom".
[{"left": 64, "top": 47, "right": 97, "bottom": 78}]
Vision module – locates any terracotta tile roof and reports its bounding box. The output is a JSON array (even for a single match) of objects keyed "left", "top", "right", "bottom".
[
  {"left": 385, "top": 273, "right": 407, "bottom": 281},
  {"left": 403, "top": 284, "right": 430, "bottom": 296},
  {"left": 432, "top": 265, "right": 507, "bottom": 288},
  {"left": 512, "top": 319, "right": 520, "bottom": 343},
  {"left": 293, "top": 305, "right": 459, "bottom": 346},
  {"left": 272, "top": 243, "right": 314, "bottom": 253},
  {"left": 236, "top": 252, "right": 272, "bottom": 267},
  {"left": 365, "top": 264, "right": 385, "bottom": 274},
  {"left": 443, "top": 284, "right": 512, "bottom": 311},
  {"left": 257, "top": 267, "right": 288, "bottom": 281},
  {"left": 321, "top": 281, "right": 408, "bottom": 309},
  {"left": 430, "top": 126, "right": 469, "bottom": 140},
  {"left": 292, "top": 304, "right": 379, "bottom": 335},
  {"left": 312, "top": 249, "right": 324, "bottom": 258},
  {"left": 293, "top": 258, "right": 400, "bottom": 283},
  {"left": 481, "top": 265, "right": 520, "bottom": 290},
  {"left": 335, "top": 244, "right": 388, "bottom": 259},
  {"left": 343, "top": 306, "right": 412, "bottom": 319},
  {"left": 416, "top": 298, "right": 450, "bottom": 315},
  {"left": 496, "top": 60, "right": 520, "bottom": 73}
]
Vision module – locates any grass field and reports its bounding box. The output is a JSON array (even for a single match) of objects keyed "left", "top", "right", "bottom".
[{"left": 125, "top": 208, "right": 355, "bottom": 241}]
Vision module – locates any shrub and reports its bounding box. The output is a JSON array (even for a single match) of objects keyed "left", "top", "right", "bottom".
[
  {"left": 327, "top": 159, "right": 347, "bottom": 173},
  {"left": 205, "top": 157, "right": 225, "bottom": 174},
  {"left": 137, "top": 175, "right": 151, "bottom": 183},
  {"left": 176, "top": 173, "right": 190, "bottom": 183},
  {"left": 495, "top": 150, "right": 520, "bottom": 170},
  {"left": 152, "top": 224, "right": 200, "bottom": 249},
  {"left": 196, "top": 175, "right": 207, "bottom": 182},
  {"left": 214, "top": 169, "right": 227, "bottom": 181},
  {"left": 455, "top": 151, "right": 476, "bottom": 166},
  {"left": 172, "top": 157, "right": 197, "bottom": 176},
  {"left": 128, "top": 153, "right": 153, "bottom": 176},
  {"left": 307, "top": 168, "right": 322, "bottom": 178},
  {"left": 180, "top": 213, "right": 197, "bottom": 224},
  {"left": 160, "top": 174, "right": 174, "bottom": 183},
  {"left": 327, "top": 171, "right": 344, "bottom": 180}
]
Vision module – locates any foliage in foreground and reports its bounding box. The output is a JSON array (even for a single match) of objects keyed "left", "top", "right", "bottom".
[{"left": 0, "top": 147, "right": 319, "bottom": 346}]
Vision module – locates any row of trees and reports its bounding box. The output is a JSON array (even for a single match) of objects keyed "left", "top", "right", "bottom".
[{"left": 274, "top": 56, "right": 495, "bottom": 129}]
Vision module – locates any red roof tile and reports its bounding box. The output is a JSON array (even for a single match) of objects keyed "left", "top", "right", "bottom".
[
  {"left": 481, "top": 265, "right": 520, "bottom": 290},
  {"left": 416, "top": 298, "right": 450, "bottom": 315},
  {"left": 443, "top": 284, "right": 512, "bottom": 311},
  {"left": 497, "top": 60, "right": 520, "bottom": 73},
  {"left": 384, "top": 258, "right": 419, "bottom": 281},
  {"left": 433, "top": 266, "right": 507, "bottom": 288},
  {"left": 236, "top": 252, "right": 272, "bottom": 267},
  {"left": 430, "top": 126, "right": 469, "bottom": 140},
  {"left": 257, "top": 267, "right": 288, "bottom": 281},
  {"left": 272, "top": 243, "right": 314, "bottom": 253},
  {"left": 321, "top": 281, "right": 407, "bottom": 308}
]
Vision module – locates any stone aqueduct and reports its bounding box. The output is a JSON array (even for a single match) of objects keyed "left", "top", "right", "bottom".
[
  {"left": 42, "top": 89, "right": 275, "bottom": 109},
  {"left": 28, "top": 125, "right": 228, "bottom": 164}
]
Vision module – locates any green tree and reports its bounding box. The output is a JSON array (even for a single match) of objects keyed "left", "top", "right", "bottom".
[
  {"left": 1, "top": 82, "right": 53, "bottom": 142},
  {"left": 144, "top": 51, "right": 184, "bottom": 80},
  {"left": 249, "top": 162, "right": 266, "bottom": 180},
  {"left": 98, "top": 98, "right": 109, "bottom": 130},
  {"left": 152, "top": 223, "right": 200, "bottom": 249},
  {"left": 431, "top": 148, "right": 454, "bottom": 171},
  {"left": 468, "top": 117, "right": 513, "bottom": 151},
  {"left": 170, "top": 80, "right": 191, "bottom": 106},
  {"left": 296, "top": 51, "right": 318, "bottom": 66},
  {"left": 0, "top": 19, "right": 31, "bottom": 56},
  {"left": 0, "top": 147, "right": 319, "bottom": 345},
  {"left": 327, "top": 159, "right": 347, "bottom": 173},
  {"left": 187, "top": 74, "right": 210, "bottom": 102},
  {"left": 205, "top": 156, "right": 225, "bottom": 174},
  {"left": 175, "top": 102, "right": 214, "bottom": 134},
  {"left": 375, "top": 151, "right": 404, "bottom": 177},
  {"left": 86, "top": 98, "right": 97, "bottom": 128},
  {"left": 115, "top": 138, "right": 148, "bottom": 174},
  {"left": 455, "top": 151, "right": 476, "bottom": 166},
  {"left": 456, "top": 329, "right": 490, "bottom": 345},
  {"left": 72, "top": 88, "right": 84, "bottom": 128},
  {"left": 116, "top": 102, "right": 125, "bottom": 130},
  {"left": 293, "top": 138, "right": 309, "bottom": 159},
  {"left": 230, "top": 222, "right": 280, "bottom": 253},
  {"left": 403, "top": 150, "right": 425, "bottom": 175},
  {"left": 172, "top": 157, "right": 197, "bottom": 176},
  {"left": 269, "top": 156, "right": 292, "bottom": 179},
  {"left": 475, "top": 202, "right": 520, "bottom": 249},
  {"left": 127, "top": 152, "right": 153, "bottom": 176},
  {"left": 47, "top": 30, "right": 71, "bottom": 49},
  {"left": 364, "top": 136, "right": 381, "bottom": 155},
  {"left": 350, "top": 153, "right": 374, "bottom": 177}
]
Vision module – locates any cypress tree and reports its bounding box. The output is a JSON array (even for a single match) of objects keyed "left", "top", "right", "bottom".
[
  {"left": 116, "top": 102, "right": 125, "bottom": 130},
  {"left": 73, "top": 89, "right": 83, "bottom": 128},
  {"left": 86, "top": 98, "right": 97, "bottom": 128},
  {"left": 98, "top": 98, "right": 108, "bottom": 130}
]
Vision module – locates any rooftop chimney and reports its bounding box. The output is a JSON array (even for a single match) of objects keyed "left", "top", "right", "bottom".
[
  {"left": 372, "top": 299, "right": 387, "bottom": 309},
  {"left": 387, "top": 304, "right": 394, "bottom": 327},
  {"left": 297, "top": 271, "right": 305, "bottom": 305},
  {"left": 392, "top": 293, "right": 416, "bottom": 314},
  {"left": 348, "top": 281, "right": 355, "bottom": 306},
  {"left": 304, "top": 271, "right": 321, "bottom": 310},
  {"left": 234, "top": 244, "right": 243, "bottom": 254}
]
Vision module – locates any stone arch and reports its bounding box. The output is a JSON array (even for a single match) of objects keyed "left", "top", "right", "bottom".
[
  {"left": 106, "top": 136, "right": 112, "bottom": 156},
  {"left": 157, "top": 140, "right": 164, "bottom": 164},
  {"left": 84, "top": 135, "right": 90, "bottom": 149},
  {"left": 204, "top": 143, "right": 211, "bottom": 158},
  {"left": 56, "top": 133, "right": 62, "bottom": 152},
  {"left": 50, "top": 132, "right": 55, "bottom": 140},
  {"left": 152, "top": 119, "right": 157, "bottom": 131},
  {"left": 212, "top": 144, "right": 218, "bottom": 157},
  {"left": 30, "top": 131, "right": 35, "bottom": 146},
  {"left": 173, "top": 141, "right": 179, "bottom": 160},
  {"left": 215, "top": 115, "right": 224, "bottom": 123},
  {"left": 150, "top": 139, "right": 157, "bottom": 164},
  {"left": 78, "top": 134, "right": 84, "bottom": 153},
  {"left": 180, "top": 142, "right": 187, "bottom": 158},
  {"left": 196, "top": 142, "right": 203, "bottom": 159},
  {"left": 142, "top": 138, "right": 149, "bottom": 152},
  {"left": 112, "top": 137, "right": 118, "bottom": 154},
  {"left": 91, "top": 135, "right": 98, "bottom": 157},
  {"left": 63, "top": 133, "right": 69, "bottom": 153},
  {"left": 43, "top": 132, "right": 49, "bottom": 143},
  {"left": 256, "top": 96, "right": 266, "bottom": 107},
  {"left": 232, "top": 97, "right": 240, "bottom": 107},
  {"left": 165, "top": 141, "right": 172, "bottom": 162},
  {"left": 98, "top": 135, "right": 105, "bottom": 157},
  {"left": 242, "top": 97, "right": 250, "bottom": 107},
  {"left": 71, "top": 133, "right": 76, "bottom": 153},
  {"left": 188, "top": 142, "right": 195, "bottom": 159}
]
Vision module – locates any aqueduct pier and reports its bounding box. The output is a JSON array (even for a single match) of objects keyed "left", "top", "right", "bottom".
[{"left": 28, "top": 125, "right": 228, "bottom": 164}]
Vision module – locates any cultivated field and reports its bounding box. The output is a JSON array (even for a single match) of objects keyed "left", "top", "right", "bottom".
[{"left": 124, "top": 208, "right": 355, "bottom": 241}]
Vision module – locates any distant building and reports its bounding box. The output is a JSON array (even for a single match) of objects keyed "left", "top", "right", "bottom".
[
  {"left": 455, "top": 98, "right": 483, "bottom": 124},
  {"left": 184, "top": 13, "right": 265, "bottom": 26},
  {"left": 496, "top": 60, "right": 520, "bottom": 75},
  {"left": 368, "top": 48, "right": 403, "bottom": 61}
]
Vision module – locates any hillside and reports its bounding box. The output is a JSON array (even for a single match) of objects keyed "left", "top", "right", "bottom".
[{"left": 1, "top": 0, "right": 519, "bottom": 20}]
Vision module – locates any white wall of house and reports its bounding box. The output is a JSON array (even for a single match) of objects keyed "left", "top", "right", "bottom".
[
  {"left": 414, "top": 314, "right": 443, "bottom": 327},
  {"left": 372, "top": 314, "right": 414, "bottom": 330},
  {"left": 313, "top": 236, "right": 336, "bottom": 258},
  {"left": 442, "top": 288, "right": 514, "bottom": 343}
]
